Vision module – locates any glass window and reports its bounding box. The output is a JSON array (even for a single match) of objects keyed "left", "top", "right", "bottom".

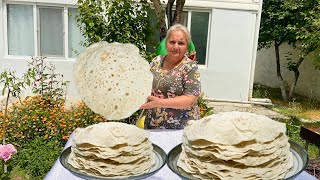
[
  {"left": 181, "top": 11, "right": 188, "bottom": 27},
  {"left": 7, "top": 4, "right": 34, "bottom": 56},
  {"left": 191, "top": 11, "right": 209, "bottom": 65},
  {"left": 68, "top": 8, "right": 85, "bottom": 58},
  {"left": 39, "top": 7, "right": 64, "bottom": 56},
  {"left": 146, "top": 9, "right": 160, "bottom": 54}
]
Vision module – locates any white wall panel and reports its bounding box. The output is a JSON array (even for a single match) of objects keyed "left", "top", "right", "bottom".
[{"left": 200, "top": 9, "right": 256, "bottom": 102}]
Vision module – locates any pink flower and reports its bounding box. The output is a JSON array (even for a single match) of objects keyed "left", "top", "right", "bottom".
[{"left": 0, "top": 144, "right": 17, "bottom": 162}]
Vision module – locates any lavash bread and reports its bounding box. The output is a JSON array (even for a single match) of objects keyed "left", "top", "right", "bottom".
[
  {"left": 178, "top": 111, "right": 294, "bottom": 180},
  {"left": 73, "top": 41, "right": 153, "bottom": 120},
  {"left": 68, "top": 122, "right": 156, "bottom": 178}
]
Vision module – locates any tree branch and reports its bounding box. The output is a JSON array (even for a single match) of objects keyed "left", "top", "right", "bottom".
[
  {"left": 288, "top": 57, "right": 305, "bottom": 99},
  {"left": 150, "top": 0, "right": 168, "bottom": 40},
  {"left": 166, "top": 0, "right": 175, "bottom": 27},
  {"left": 274, "top": 41, "right": 288, "bottom": 101},
  {"left": 173, "top": 0, "right": 185, "bottom": 24}
]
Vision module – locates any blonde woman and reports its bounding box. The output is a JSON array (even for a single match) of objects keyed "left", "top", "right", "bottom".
[{"left": 140, "top": 24, "right": 201, "bottom": 129}]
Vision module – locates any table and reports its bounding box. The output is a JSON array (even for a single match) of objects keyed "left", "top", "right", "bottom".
[
  {"left": 300, "top": 125, "right": 320, "bottom": 156},
  {"left": 46, "top": 130, "right": 317, "bottom": 180}
]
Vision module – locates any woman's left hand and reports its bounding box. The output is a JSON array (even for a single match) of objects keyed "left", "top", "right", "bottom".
[{"left": 140, "top": 96, "right": 162, "bottom": 109}]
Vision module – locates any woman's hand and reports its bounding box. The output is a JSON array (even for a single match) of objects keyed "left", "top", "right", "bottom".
[
  {"left": 140, "top": 96, "right": 162, "bottom": 109},
  {"left": 140, "top": 94, "right": 198, "bottom": 109}
]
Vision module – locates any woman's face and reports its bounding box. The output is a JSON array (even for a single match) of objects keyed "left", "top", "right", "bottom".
[{"left": 166, "top": 30, "right": 188, "bottom": 61}]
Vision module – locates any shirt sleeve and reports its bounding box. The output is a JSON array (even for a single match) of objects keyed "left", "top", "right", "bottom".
[{"left": 183, "top": 61, "right": 201, "bottom": 96}]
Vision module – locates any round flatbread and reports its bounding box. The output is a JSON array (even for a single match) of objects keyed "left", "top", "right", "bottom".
[{"left": 74, "top": 41, "right": 153, "bottom": 120}]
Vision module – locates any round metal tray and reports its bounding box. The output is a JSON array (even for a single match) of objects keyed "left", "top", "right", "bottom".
[
  {"left": 60, "top": 144, "right": 167, "bottom": 180},
  {"left": 167, "top": 140, "right": 308, "bottom": 180}
]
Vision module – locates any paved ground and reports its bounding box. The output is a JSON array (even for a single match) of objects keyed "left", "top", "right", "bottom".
[{"left": 208, "top": 101, "right": 290, "bottom": 120}]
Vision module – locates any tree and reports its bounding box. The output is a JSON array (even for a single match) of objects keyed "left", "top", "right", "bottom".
[
  {"left": 76, "top": 0, "right": 153, "bottom": 55},
  {"left": 258, "top": 0, "right": 320, "bottom": 101},
  {"left": 151, "top": 0, "right": 185, "bottom": 40},
  {"left": 0, "top": 70, "right": 30, "bottom": 173}
]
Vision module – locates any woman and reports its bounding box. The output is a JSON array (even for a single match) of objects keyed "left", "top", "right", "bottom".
[{"left": 140, "top": 24, "right": 201, "bottom": 129}]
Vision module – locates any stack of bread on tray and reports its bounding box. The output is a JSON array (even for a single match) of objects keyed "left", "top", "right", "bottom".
[
  {"left": 68, "top": 122, "right": 155, "bottom": 178},
  {"left": 178, "top": 111, "right": 294, "bottom": 180}
]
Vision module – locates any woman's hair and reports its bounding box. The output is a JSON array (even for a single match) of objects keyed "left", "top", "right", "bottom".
[{"left": 166, "top": 24, "right": 191, "bottom": 45}]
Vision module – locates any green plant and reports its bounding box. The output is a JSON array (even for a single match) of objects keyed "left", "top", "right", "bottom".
[
  {"left": 76, "top": 0, "right": 154, "bottom": 57},
  {"left": 1, "top": 96, "right": 107, "bottom": 147},
  {"left": 0, "top": 70, "right": 30, "bottom": 143},
  {"left": 27, "top": 56, "right": 69, "bottom": 102},
  {"left": 278, "top": 117, "right": 320, "bottom": 159},
  {"left": 197, "top": 93, "right": 214, "bottom": 118},
  {"left": 252, "top": 84, "right": 269, "bottom": 98},
  {"left": 0, "top": 165, "right": 30, "bottom": 180},
  {"left": 13, "top": 136, "right": 62, "bottom": 180},
  {"left": 0, "top": 69, "right": 31, "bottom": 173}
]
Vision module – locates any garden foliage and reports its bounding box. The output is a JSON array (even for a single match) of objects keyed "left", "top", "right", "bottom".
[
  {"left": 76, "top": 0, "right": 154, "bottom": 57},
  {"left": 259, "top": 0, "right": 320, "bottom": 101},
  {"left": 0, "top": 57, "right": 107, "bottom": 177}
]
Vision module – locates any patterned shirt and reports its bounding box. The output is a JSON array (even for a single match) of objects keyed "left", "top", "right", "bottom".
[{"left": 145, "top": 55, "right": 201, "bottom": 129}]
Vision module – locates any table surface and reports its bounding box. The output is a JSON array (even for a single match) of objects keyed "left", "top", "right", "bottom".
[
  {"left": 300, "top": 126, "right": 320, "bottom": 147},
  {"left": 45, "top": 129, "right": 317, "bottom": 180}
]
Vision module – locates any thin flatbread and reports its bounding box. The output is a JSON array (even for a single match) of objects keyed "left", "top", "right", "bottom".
[{"left": 74, "top": 41, "right": 153, "bottom": 120}]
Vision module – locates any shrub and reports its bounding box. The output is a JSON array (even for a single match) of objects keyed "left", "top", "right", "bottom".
[
  {"left": 12, "top": 136, "right": 62, "bottom": 180},
  {"left": 0, "top": 96, "right": 106, "bottom": 148},
  {"left": 252, "top": 84, "right": 269, "bottom": 99},
  {"left": 197, "top": 93, "right": 214, "bottom": 118}
]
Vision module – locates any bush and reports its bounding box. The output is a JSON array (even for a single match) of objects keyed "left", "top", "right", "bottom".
[
  {"left": 252, "top": 84, "right": 269, "bottom": 99},
  {"left": 12, "top": 136, "right": 63, "bottom": 180},
  {"left": 197, "top": 93, "right": 214, "bottom": 118},
  {"left": 0, "top": 95, "right": 106, "bottom": 148}
]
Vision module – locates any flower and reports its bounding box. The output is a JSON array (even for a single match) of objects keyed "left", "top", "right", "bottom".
[{"left": 0, "top": 144, "right": 17, "bottom": 162}]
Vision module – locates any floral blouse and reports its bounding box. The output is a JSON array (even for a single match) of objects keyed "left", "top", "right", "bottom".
[{"left": 145, "top": 55, "right": 201, "bottom": 129}]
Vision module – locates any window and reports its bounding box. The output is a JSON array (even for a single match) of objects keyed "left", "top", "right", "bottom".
[
  {"left": 7, "top": 4, "right": 34, "bottom": 56},
  {"left": 6, "top": 3, "right": 85, "bottom": 58},
  {"left": 190, "top": 11, "right": 210, "bottom": 65},
  {"left": 68, "top": 8, "right": 85, "bottom": 58},
  {"left": 147, "top": 9, "right": 210, "bottom": 65},
  {"left": 39, "top": 7, "right": 64, "bottom": 56}
]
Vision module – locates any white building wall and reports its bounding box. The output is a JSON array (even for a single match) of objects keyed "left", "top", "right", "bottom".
[
  {"left": 255, "top": 44, "right": 320, "bottom": 101},
  {"left": 0, "top": 0, "right": 4, "bottom": 59},
  {"left": 0, "top": 0, "right": 262, "bottom": 103}
]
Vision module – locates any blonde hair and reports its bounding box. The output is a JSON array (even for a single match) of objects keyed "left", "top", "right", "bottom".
[{"left": 166, "top": 24, "right": 191, "bottom": 45}]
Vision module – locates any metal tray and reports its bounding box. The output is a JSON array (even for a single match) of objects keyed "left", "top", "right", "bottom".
[
  {"left": 60, "top": 144, "right": 167, "bottom": 180},
  {"left": 167, "top": 140, "right": 308, "bottom": 180}
]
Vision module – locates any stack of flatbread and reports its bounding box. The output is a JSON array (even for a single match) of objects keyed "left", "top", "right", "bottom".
[
  {"left": 178, "top": 111, "right": 294, "bottom": 180},
  {"left": 68, "top": 122, "right": 156, "bottom": 178}
]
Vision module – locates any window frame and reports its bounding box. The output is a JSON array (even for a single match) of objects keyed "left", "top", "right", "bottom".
[
  {"left": 184, "top": 8, "right": 211, "bottom": 67},
  {"left": 38, "top": 5, "right": 65, "bottom": 58},
  {"left": 4, "top": 2, "right": 36, "bottom": 59},
  {"left": 4, "top": 2, "right": 80, "bottom": 60}
]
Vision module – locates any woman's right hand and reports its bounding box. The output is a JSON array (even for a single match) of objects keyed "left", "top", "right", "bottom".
[{"left": 140, "top": 96, "right": 162, "bottom": 109}]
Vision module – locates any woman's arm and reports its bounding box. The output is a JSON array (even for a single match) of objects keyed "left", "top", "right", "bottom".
[{"left": 140, "top": 94, "right": 198, "bottom": 109}]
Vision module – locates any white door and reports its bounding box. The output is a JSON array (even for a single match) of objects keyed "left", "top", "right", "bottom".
[{"left": 199, "top": 9, "right": 257, "bottom": 102}]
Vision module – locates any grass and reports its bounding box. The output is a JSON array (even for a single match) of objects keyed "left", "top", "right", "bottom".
[
  {"left": 253, "top": 84, "right": 320, "bottom": 120},
  {"left": 253, "top": 84, "right": 320, "bottom": 159}
]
